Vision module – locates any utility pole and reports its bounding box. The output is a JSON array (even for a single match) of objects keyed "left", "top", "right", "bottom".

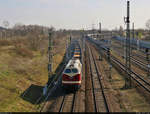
[
  {"left": 48, "top": 31, "right": 53, "bottom": 84},
  {"left": 99, "top": 22, "right": 102, "bottom": 40},
  {"left": 69, "top": 35, "right": 72, "bottom": 59},
  {"left": 66, "top": 38, "right": 69, "bottom": 64},
  {"left": 92, "top": 23, "right": 95, "bottom": 37},
  {"left": 107, "top": 48, "right": 112, "bottom": 79},
  {"left": 83, "top": 31, "right": 85, "bottom": 54},
  {"left": 124, "top": 1, "right": 131, "bottom": 88},
  {"left": 43, "top": 30, "right": 53, "bottom": 96},
  {"left": 81, "top": 30, "right": 85, "bottom": 63},
  {"left": 70, "top": 35, "right": 72, "bottom": 44},
  {"left": 146, "top": 48, "right": 150, "bottom": 77},
  {"left": 132, "top": 23, "right": 134, "bottom": 51},
  {"left": 107, "top": 48, "right": 111, "bottom": 63},
  {"left": 137, "top": 32, "right": 140, "bottom": 50},
  {"left": 99, "top": 22, "right": 101, "bottom": 34},
  {"left": 132, "top": 23, "right": 135, "bottom": 39}
]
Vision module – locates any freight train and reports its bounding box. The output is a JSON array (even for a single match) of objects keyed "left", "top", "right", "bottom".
[
  {"left": 62, "top": 43, "right": 82, "bottom": 91},
  {"left": 73, "top": 47, "right": 81, "bottom": 59}
]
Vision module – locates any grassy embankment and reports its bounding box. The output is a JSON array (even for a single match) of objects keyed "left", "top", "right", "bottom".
[{"left": 0, "top": 35, "right": 67, "bottom": 112}]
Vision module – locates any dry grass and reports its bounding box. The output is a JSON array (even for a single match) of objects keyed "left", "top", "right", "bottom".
[
  {"left": 15, "top": 47, "right": 33, "bottom": 58},
  {"left": 0, "top": 34, "right": 67, "bottom": 111},
  {"left": 0, "top": 40, "right": 11, "bottom": 46}
]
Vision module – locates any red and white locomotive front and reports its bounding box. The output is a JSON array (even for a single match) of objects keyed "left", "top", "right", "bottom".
[{"left": 62, "top": 59, "right": 82, "bottom": 89}]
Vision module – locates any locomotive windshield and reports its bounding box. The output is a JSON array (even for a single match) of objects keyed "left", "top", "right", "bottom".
[
  {"left": 72, "top": 68, "right": 78, "bottom": 73},
  {"left": 64, "top": 68, "right": 78, "bottom": 73},
  {"left": 65, "top": 69, "right": 71, "bottom": 73}
]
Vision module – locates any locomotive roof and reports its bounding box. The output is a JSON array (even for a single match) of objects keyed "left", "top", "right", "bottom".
[{"left": 65, "top": 59, "right": 82, "bottom": 71}]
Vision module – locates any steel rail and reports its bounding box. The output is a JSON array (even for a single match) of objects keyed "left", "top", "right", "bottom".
[
  {"left": 90, "top": 46, "right": 110, "bottom": 112},
  {"left": 88, "top": 45, "right": 109, "bottom": 112},
  {"left": 98, "top": 43, "right": 150, "bottom": 93},
  {"left": 87, "top": 38, "right": 150, "bottom": 93}
]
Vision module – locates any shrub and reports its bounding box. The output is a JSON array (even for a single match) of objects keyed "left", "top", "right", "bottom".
[
  {"left": 27, "top": 34, "right": 41, "bottom": 51},
  {"left": 0, "top": 40, "right": 11, "bottom": 46},
  {"left": 8, "top": 58, "right": 28, "bottom": 75},
  {"left": 15, "top": 47, "right": 33, "bottom": 58}
]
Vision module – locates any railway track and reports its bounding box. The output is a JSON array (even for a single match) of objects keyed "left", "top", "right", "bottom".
[
  {"left": 87, "top": 45, "right": 109, "bottom": 112},
  {"left": 132, "top": 52, "right": 147, "bottom": 61},
  {"left": 39, "top": 65, "right": 65, "bottom": 112},
  {"left": 112, "top": 40, "right": 148, "bottom": 62},
  {"left": 111, "top": 55, "right": 150, "bottom": 92},
  {"left": 59, "top": 92, "right": 76, "bottom": 112},
  {"left": 40, "top": 40, "right": 84, "bottom": 112},
  {"left": 111, "top": 44, "right": 148, "bottom": 72},
  {"left": 90, "top": 40, "right": 150, "bottom": 94}
]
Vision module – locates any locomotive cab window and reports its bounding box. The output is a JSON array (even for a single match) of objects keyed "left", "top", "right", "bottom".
[
  {"left": 72, "top": 68, "right": 78, "bottom": 73},
  {"left": 65, "top": 69, "right": 71, "bottom": 73}
]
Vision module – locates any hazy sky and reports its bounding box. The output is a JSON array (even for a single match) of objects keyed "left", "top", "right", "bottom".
[{"left": 0, "top": 0, "right": 150, "bottom": 30}]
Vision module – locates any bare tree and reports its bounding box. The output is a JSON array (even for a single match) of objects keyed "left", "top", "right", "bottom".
[
  {"left": 146, "top": 19, "right": 150, "bottom": 30},
  {"left": 146, "top": 19, "right": 150, "bottom": 38},
  {"left": 13, "top": 22, "right": 24, "bottom": 30},
  {"left": 119, "top": 25, "right": 124, "bottom": 36},
  {"left": 2, "top": 20, "right": 9, "bottom": 39},
  {"left": 3, "top": 20, "right": 9, "bottom": 28}
]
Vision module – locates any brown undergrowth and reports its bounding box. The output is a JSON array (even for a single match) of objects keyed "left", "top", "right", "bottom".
[{"left": 0, "top": 34, "right": 67, "bottom": 111}]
